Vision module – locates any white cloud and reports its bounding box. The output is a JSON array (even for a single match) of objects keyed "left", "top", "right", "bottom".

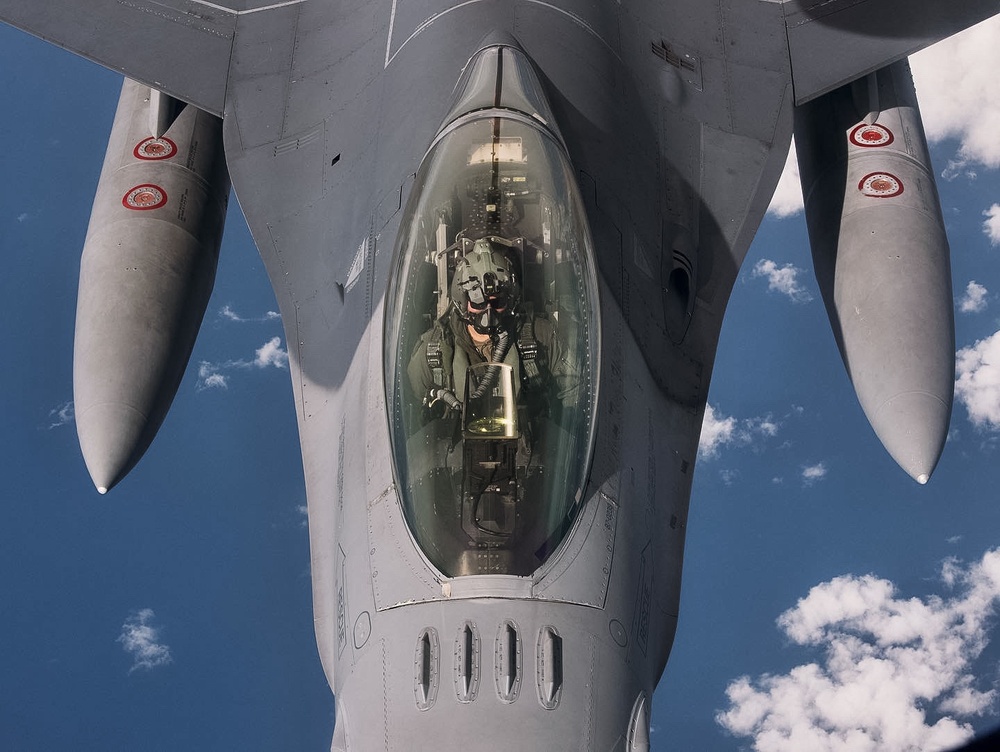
[
  {"left": 197, "top": 363, "right": 228, "bottom": 390},
  {"left": 941, "top": 159, "right": 978, "bottom": 183},
  {"left": 983, "top": 205, "right": 1000, "bottom": 246},
  {"left": 197, "top": 338, "right": 290, "bottom": 390},
  {"left": 911, "top": 17, "right": 1000, "bottom": 170},
  {"left": 700, "top": 404, "right": 780, "bottom": 460},
  {"left": 720, "top": 468, "right": 741, "bottom": 486},
  {"left": 752, "top": 259, "right": 813, "bottom": 303},
  {"left": 201, "top": 369, "right": 229, "bottom": 390},
  {"left": 219, "top": 305, "right": 280, "bottom": 323},
  {"left": 717, "top": 549, "right": 1000, "bottom": 751},
  {"left": 254, "top": 337, "right": 289, "bottom": 369},
  {"left": 768, "top": 17, "right": 1000, "bottom": 219},
  {"left": 204, "top": 373, "right": 227, "bottom": 389},
  {"left": 955, "top": 331, "right": 1000, "bottom": 429},
  {"left": 700, "top": 404, "right": 737, "bottom": 459},
  {"left": 801, "top": 462, "right": 828, "bottom": 485},
  {"left": 959, "top": 281, "right": 988, "bottom": 314},
  {"left": 17, "top": 212, "right": 29, "bottom": 223},
  {"left": 767, "top": 144, "right": 804, "bottom": 218},
  {"left": 756, "top": 419, "right": 780, "bottom": 437},
  {"left": 118, "top": 608, "right": 172, "bottom": 673},
  {"left": 219, "top": 305, "right": 243, "bottom": 322},
  {"left": 47, "top": 400, "right": 74, "bottom": 429}
]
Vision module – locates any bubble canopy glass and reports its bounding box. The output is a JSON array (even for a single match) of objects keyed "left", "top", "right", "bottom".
[{"left": 384, "top": 48, "right": 599, "bottom": 578}]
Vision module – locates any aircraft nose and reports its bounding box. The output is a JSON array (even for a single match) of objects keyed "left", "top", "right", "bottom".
[
  {"left": 76, "top": 402, "right": 149, "bottom": 494},
  {"left": 870, "top": 390, "right": 952, "bottom": 484}
]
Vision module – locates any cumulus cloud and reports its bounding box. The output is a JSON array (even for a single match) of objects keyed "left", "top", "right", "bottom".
[
  {"left": 118, "top": 608, "right": 172, "bottom": 673},
  {"left": 219, "top": 305, "right": 245, "bottom": 322},
  {"left": 717, "top": 549, "right": 1000, "bottom": 751},
  {"left": 955, "top": 331, "right": 1000, "bottom": 429},
  {"left": 197, "top": 337, "right": 290, "bottom": 390},
  {"left": 768, "top": 18, "right": 1000, "bottom": 218},
  {"left": 699, "top": 404, "right": 780, "bottom": 460},
  {"left": 752, "top": 259, "right": 813, "bottom": 303},
  {"left": 767, "top": 144, "right": 804, "bottom": 218},
  {"left": 911, "top": 17, "right": 1000, "bottom": 171},
  {"left": 254, "top": 337, "right": 289, "bottom": 369},
  {"left": 959, "top": 281, "right": 988, "bottom": 314},
  {"left": 983, "top": 205, "right": 1000, "bottom": 246},
  {"left": 47, "top": 400, "right": 75, "bottom": 429},
  {"left": 219, "top": 305, "right": 280, "bottom": 323},
  {"left": 700, "top": 404, "right": 737, "bottom": 459},
  {"left": 801, "top": 462, "right": 828, "bottom": 485},
  {"left": 720, "top": 468, "right": 741, "bottom": 486},
  {"left": 197, "top": 364, "right": 229, "bottom": 390}
]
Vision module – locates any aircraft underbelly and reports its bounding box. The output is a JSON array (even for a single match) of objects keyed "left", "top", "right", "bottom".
[
  {"left": 219, "top": 0, "right": 793, "bottom": 746},
  {"left": 1, "top": 0, "right": 994, "bottom": 745},
  {"left": 292, "top": 286, "right": 695, "bottom": 747}
]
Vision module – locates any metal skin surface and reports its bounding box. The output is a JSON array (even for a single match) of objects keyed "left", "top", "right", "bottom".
[
  {"left": 74, "top": 79, "right": 230, "bottom": 493},
  {"left": 796, "top": 60, "right": 955, "bottom": 484},
  {"left": 222, "top": 6, "right": 792, "bottom": 748},
  {"left": 1, "top": 0, "right": 998, "bottom": 749}
]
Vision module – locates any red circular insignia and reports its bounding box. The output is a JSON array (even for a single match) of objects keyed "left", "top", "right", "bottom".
[
  {"left": 858, "top": 172, "right": 903, "bottom": 198},
  {"left": 133, "top": 137, "right": 177, "bottom": 160},
  {"left": 123, "top": 184, "right": 167, "bottom": 210},
  {"left": 849, "top": 124, "right": 894, "bottom": 148}
]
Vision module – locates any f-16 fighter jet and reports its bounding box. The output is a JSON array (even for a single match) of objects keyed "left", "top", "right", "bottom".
[{"left": 2, "top": 0, "right": 997, "bottom": 748}]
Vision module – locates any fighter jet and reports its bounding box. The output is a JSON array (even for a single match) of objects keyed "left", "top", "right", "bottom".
[{"left": 1, "top": 0, "right": 997, "bottom": 748}]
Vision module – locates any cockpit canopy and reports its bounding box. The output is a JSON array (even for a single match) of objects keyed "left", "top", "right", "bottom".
[{"left": 384, "top": 44, "right": 599, "bottom": 578}]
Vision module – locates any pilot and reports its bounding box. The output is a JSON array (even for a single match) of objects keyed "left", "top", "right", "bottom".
[{"left": 407, "top": 238, "right": 579, "bottom": 416}]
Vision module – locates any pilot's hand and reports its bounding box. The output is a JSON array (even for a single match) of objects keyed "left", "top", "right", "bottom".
[{"left": 426, "top": 388, "right": 462, "bottom": 412}]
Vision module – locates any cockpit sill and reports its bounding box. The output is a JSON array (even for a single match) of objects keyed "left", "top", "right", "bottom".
[
  {"left": 442, "top": 574, "right": 534, "bottom": 600},
  {"left": 374, "top": 484, "right": 617, "bottom": 608}
]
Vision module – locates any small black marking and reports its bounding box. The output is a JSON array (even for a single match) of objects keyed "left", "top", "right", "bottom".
[{"left": 652, "top": 40, "right": 696, "bottom": 71}]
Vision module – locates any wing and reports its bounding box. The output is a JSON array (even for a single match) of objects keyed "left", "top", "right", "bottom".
[
  {"left": 784, "top": 0, "right": 999, "bottom": 103},
  {"left": 0, "top": 0, "right": 264, "bottom": 115}
]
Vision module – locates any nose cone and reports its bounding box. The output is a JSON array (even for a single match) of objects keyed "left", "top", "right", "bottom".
[
  {"left": 76, "top": 402, "right": 151, "bottom": 494},
  {"left": 870, "top": 391, "right": 952, "bottom": 484}
]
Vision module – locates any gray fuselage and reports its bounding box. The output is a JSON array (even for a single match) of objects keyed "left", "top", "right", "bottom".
[{"left": 219, "top": 1, "right": 792, "bottom": 748}]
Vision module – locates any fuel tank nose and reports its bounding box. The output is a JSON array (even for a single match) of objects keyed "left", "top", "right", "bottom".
[
  {"left": 871, "top": 390, "right": 951, "bottom": 484},
  {"left": 76, "top": 402, "right": 148, "bottom": 493}
]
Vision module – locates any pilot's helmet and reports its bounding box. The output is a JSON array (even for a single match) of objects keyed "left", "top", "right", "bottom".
[{"left": 452, "top": 239, "right": 519, "bottom": 335}]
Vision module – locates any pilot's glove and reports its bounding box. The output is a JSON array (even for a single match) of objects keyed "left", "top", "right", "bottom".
[{"left": 426, "top": 388, "right": 462, "bottom": 412}]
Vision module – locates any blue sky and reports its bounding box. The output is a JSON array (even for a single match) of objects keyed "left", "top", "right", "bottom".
[{"left": 2, "top": 16, "right": 1000, "bottom": 752}]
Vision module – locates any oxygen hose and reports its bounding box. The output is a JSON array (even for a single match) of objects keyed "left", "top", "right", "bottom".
[
  {"left": 470, "top": 330, "right": 511, "bottom": 400},
  {"left": 426, "top": 330, "right": 511, "bottom": 411}
]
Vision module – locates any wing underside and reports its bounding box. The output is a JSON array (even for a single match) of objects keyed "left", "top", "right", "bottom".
[
  {"left": 2, "top": 0, "right": 996, "bottom": 114},
  {"left": 783, "top": 0, "right": 1000, "bottom": 103},
  {"left": 0, "top": 0, "right": 254, "bottom": 114}
]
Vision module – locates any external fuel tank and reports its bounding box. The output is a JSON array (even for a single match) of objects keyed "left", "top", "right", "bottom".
[
  {"left": 74, "top": 79, "right": 230, "bottom": 493},
  {"left": 795, "top": 58, "right": 954, "bottom": 483}
]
